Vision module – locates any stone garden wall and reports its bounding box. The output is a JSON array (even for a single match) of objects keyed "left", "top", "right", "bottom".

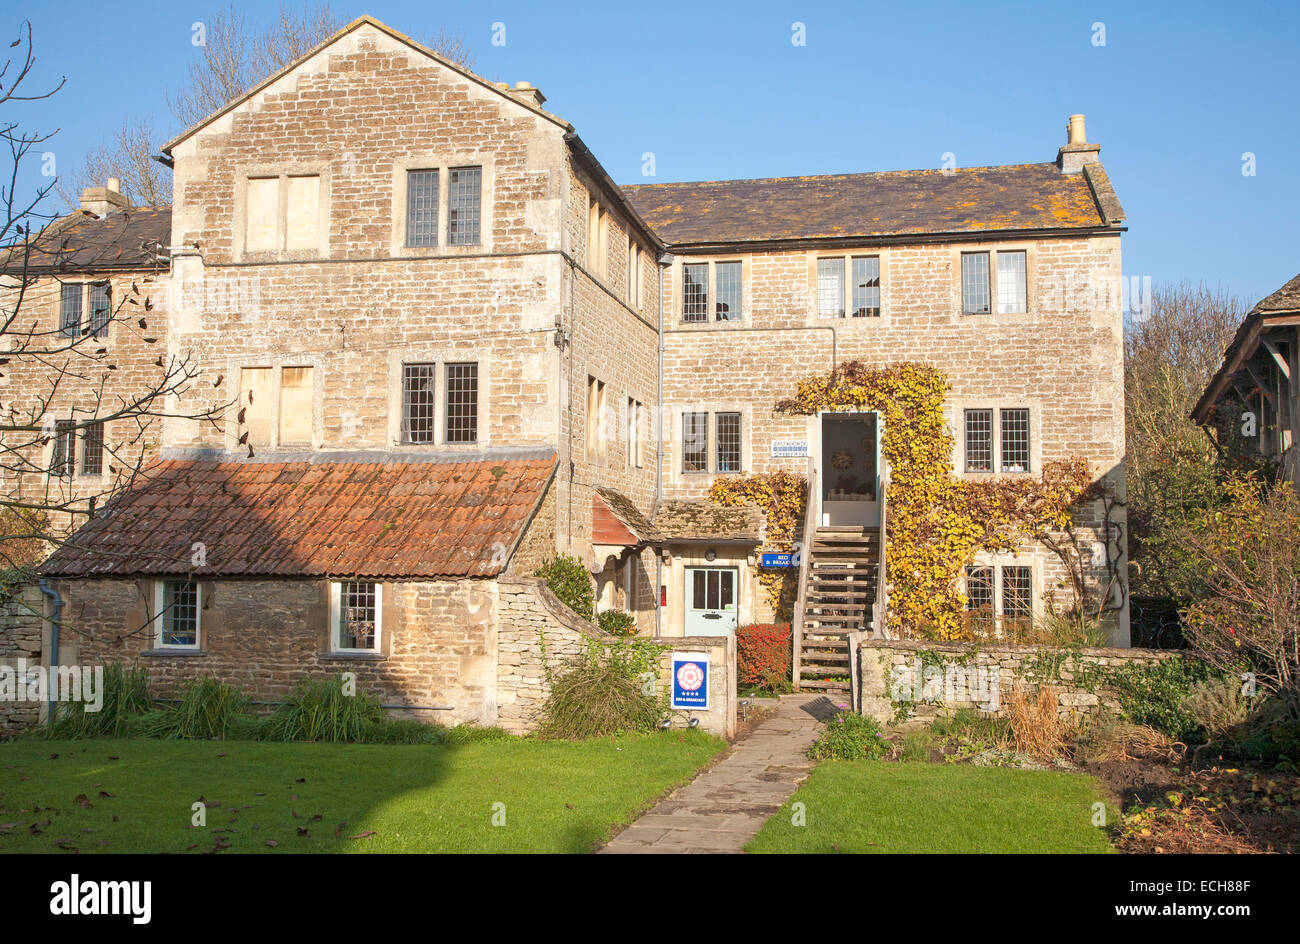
[
  {"left": 856, "top": 637, "right": 1176, "bottom": 725},
  {"left": 497, "top": 576, "right": 735, "bottom": 738},
  {"left": 0, "top": 585, "right": 45, "bottom": 734}
]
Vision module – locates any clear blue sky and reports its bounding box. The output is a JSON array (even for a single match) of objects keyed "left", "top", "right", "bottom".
[{"left": 13, "top": 0, "right": 1300, "bottom": 304}]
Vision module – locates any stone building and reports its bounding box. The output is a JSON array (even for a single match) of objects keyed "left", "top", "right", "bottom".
[{"left": 11, "top": 15, "right": 1129, "bottom": 726}]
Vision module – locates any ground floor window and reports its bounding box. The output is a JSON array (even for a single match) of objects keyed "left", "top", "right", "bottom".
[
  {"left": 964, "top": 564, "right": 1033, "bottom": 636},
  {"left": 332, "top": 580, "right": 382, "bottom": 652},
  {"left": 154, "top": 579, "right": 201, "bottom": 649}
]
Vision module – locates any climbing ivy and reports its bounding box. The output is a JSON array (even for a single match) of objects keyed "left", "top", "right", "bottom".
[
  {"left": 708, "top": 470, "right": 806, "bottom": 619},
  {"left": 768, "top": 361, "right": 1097, "bottom": 640}
]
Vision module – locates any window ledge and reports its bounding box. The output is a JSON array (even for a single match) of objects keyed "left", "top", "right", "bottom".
[
  {"left": 320, "top": 652, "right": 386, "bottom": 662},
  {"left": 142, "top": 648, "right": 207, "bottom": 658}
]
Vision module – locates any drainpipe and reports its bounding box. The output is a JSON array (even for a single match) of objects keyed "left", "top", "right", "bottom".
[
  {"left": 38, "top": 579, "right": 63, "bottom": 723},
  {"left": 655, "top": 254, "right": 669, "bottom": 637}
]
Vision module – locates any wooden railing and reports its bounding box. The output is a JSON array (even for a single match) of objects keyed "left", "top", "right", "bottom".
[
  {"left": 872, "top": 479, "right": 888, "bottom": 638},
  {"left": 790, "top": 458, "right": 818, "bottom": 691}
]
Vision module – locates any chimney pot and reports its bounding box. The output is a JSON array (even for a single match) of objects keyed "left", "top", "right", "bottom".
[
  {"left": 106, "top": 177, "right": 121, "bottom": 193},
  {"left": 1057, "top": 113, "right": 1101, "bottom": 174},
  {"left": 1067, "top": 114, "right": 1087, "bottom": 145}
]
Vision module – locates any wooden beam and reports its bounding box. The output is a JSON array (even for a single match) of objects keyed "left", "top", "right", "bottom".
[{"left": 1262, "top": 338, "right": 1291, "bottom": 380}]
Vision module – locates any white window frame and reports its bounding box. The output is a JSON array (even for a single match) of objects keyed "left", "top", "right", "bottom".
[
  {"left": 329, "top": 581, "right": 383, "bottom": 654},
  {"left": 152, "top": 579, "right": 202, "bottom": 650}
]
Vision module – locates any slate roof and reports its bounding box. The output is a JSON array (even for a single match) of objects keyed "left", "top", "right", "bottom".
[
  {"left": 41, "top": 454, "right": 556, "bottom": 579},
  {"left": 623, "top": 163, "right": 1113, "bottom": 247},
  {"left": 592, "top": 488, "right": 659, "bottom": 545},
  {"left": 652, "top": 500, "right": 764, "bottom": 543},
  {"left": 1, "top": 208, "right": 171, "bottom": 275}
]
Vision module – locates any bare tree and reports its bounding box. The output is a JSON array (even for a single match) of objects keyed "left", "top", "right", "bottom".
[
  {"left": 54, "top": 117, "right": 170, "bottom": 209},
  {"left": 1, "top": 22, "right": 222, "bottom": 581}
]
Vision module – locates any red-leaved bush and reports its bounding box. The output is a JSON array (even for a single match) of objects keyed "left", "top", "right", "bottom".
[{"left": 737, "top": 623, "right": 792, "bottom": 687}]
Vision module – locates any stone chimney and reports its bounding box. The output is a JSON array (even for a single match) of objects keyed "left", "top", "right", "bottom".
[
  {"left": 1056, "top": 114, "right": 1101, "bottom": 174},
  {"left": 79, "top": 177, "right": 131, "bottom": 217},
  {"left": 506, "top": 81, "right": 546, "bottom": 109}
]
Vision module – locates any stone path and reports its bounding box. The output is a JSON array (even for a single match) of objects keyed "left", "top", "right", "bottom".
[{"left": 601, "top": 693, "right": 837, "bottom": 854}]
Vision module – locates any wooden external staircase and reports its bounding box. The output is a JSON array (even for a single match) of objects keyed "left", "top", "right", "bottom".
[{"left": 796, "top": 527, "right": 880, "bottom": 694}]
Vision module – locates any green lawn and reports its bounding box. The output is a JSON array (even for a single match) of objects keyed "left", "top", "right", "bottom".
[
  {"left": 747, "top": 760, "right": 1116, "bottom": 853},
  {"left": 0, "top": 731, "right": 724, "bottom": 854}
]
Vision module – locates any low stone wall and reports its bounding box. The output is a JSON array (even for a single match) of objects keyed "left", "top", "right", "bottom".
[
  {"left": 856, "top": 638, "right": 1177, "bottom": 725},
  {"left": 0, "top": 585, "right": 44, "bottom": 733},
  {"left": 497, "top": 576, "right": 736, "bottom": 738}
]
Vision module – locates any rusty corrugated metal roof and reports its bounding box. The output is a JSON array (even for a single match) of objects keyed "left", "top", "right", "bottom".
[
  {"left": 42, "top": 454, "right": 556, "bottom": 579},
  {"left": 623, "top": 163, "right": 1107, "bottom": 246}
]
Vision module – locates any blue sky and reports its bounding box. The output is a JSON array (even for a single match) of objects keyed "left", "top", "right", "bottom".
[{"left": 13, "top": 0, "right": 1300, "bottom": 303}]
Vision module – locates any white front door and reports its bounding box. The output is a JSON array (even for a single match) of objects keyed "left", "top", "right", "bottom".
[{"left": 684, "top": 567, "right": 738, "bottom": 635}]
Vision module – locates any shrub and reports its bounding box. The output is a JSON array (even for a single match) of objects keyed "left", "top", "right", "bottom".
[
  {"left": 737, "top": 623, "right": 792, "bottom": 688},
  {"left": 1074, "top": 715, "right": 1179, "bottom": 764},
  {"left": 537, "top": 658, "right": 660, "bottom": 740},
  {"left": 46, "top": 663, "right": 153, "bottom": 739},
  {"left": 1180, "top": 677, "right": 1255, "bottom": 738},
  {"left": 536, "top": 555, "right": 594, "bottom": 621},
  {"left": 1107, "top": 656, "right": 1222, "bottom": 744},
  {"left": 1216, "top": 692, "right": 1300, "bottom": 768},
  {"left": 264, "top": 676, "right": 385, "bottom": 743},
  {"left": 1007, "top": 686, "right": 1066, "bottom": 757},
  {"left": 136, "top": 677, "right": 249, "bottom": 740},
  {"left": 596, "top": 610, "right": 637, "bottom": 637},
  {"left": 808, "top": 712, "right": 890, "bottom": 761}
]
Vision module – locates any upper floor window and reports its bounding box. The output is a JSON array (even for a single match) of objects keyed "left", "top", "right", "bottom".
[
  {"left": 445, "top": 362, "right": 479, "bottom": 444},
  {"left": 962, "top": 250, "right": 1027, "bottom": 314},
  {"left": 964, "top": 407, "right": 1032, "bottom": 473},
  {"left": 819, "top": 255, "right": 881, "bottom": 318},
  {"left": 682, "top": 411, "right": 708, "bottom": 472},
  {"left": 401, "top": 363, "right": 437, "bottom": 443},
  {"left": 246, "top": 174, "right": 320, "bottom": 253},
  {"left": 716, "top": 412, "right": 742, "bottom": 472},
  {"left": 60, "top": 282, "right": 111, "bottom": 338},
  {"left": 588, "top": 199, "right": 608, "bottom": 278},
  {"left": 405, "top": 169, "right": 439, "bottom": 247},
  {"left": 447, "top": 166, "right": 482, "bottom": 246},
  {"left": 81, "top": 420, "right": 105, "bottom": 476},
  {"left": 682, "top": 261, "right": 742, "bottom": 323},
  {"left": 682, "top": 410, "right": 743, "bottom": 474},
  {"left": 50, "top": 419, "right": 76, "bottom": 477}
]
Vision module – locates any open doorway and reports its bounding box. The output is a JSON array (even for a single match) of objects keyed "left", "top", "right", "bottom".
[{"left": 819, "top": 411, "right": 880, "bottom": 528}]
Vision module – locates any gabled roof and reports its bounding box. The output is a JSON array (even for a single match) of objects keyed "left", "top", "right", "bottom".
[
  {"left": 0, "top": 208, "right": 170, "bottom": 276},
  {"left": 42, "top": 453, "right": 556, "bottom": 579},
  {"left": 623, "top": 162, "right": 1118, "bottom": 248},
  {"left": 652, "top": 500, "right": 764, "bottom": 544},
  {"left": 162, "top": 15, "right": 571, "bottom": 156},
  {"left": 593, "top": 488, "right": 658, "bottom": 546},
  {"left": 1193, "top": 273, "right": 1300, "bottom": 424}
]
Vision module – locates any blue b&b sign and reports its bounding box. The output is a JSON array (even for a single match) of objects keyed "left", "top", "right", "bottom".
[
  {"left": 761, "top": 552, "right": 793, "bottom": 568},
  {"left": 671, "top": 652, "right": 710, "bottom": 710}
]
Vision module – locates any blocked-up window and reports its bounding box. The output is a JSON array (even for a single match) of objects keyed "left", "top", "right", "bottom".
[
  {"left": 59, "top": 283, "right": 82, "bottom": 338},
  {"left": 851, "top": 256, "right": 881, "bottom": 317},
  {"left": 401, "top": 363, "right": 437, "bottom": 444},
  {"left": 81, "top": 420, "right": 105, "bottom": 476},
  {"left": 587, "top": 199, "right": 606, "bottom": 275},
  {"left": 1000, "top": 408, "right": 1031, "bottom": 472},
  {"left": 961, "top": 252, "right": 991, "bottom": 314},
  {"left": 682, "top": 263, "right": 708, "bottom": 322},
  {"left": 405, "top": 169, "right": 439, "bottom": 247},
  {"left": 716, "top": 412, "right": 741, "bottom": 472},
  {"left": 245, "top": 177, "right": 280, "bottom": 251},
  {"left": 627, "top": 398, "right": 642, "bottom": 469},
  {"left": 965, "top": 565, "right": 995, "bottom": 632},
  {"left": 964, "top": 409, "right": 994, "bottom": 472},
  {"left": 447, "top": 166, "right": 481, "bottom": 246},
  {"left": 285, "top": 176, "right": 320, "bottom": 250},
  {"left": 586, "top": 376, "right": 606, "bottom": 460},
  {"left": 997, "top": 251, "right": 1027, "bottom": 313},
  {"left": 1001, "top": 566, "right": 1032, "bottom": 630},
  {"left": 160, "top": 580, "right": 200, "bottom": 648},
  {"left": 715, "top": 261, "right": 742, "bottom": 322},
  {"left": 445, "top": 362, "right": 478, "bottom": 443},
  {"left": 335, "top": 580, "right": 379, "bottom": 651},
  {"left": 278, "top": 366, "right": 314, "bottom": 446},
  {"left": 627, "top": 242, "right": 641, "bottom": 307},
  {"left": 817, "top": 257, "right": 845, "bottom": 317},
  {"left": 682, "top": 411, "right": 708, "bottom": 473},
  {"left": 239, "top": 367, "right": 273, "bottom": 447},
  {"left": 51, "top": 419, "right": 76, "bottom": 477},
  {"left": 88, "top": 283, "right": 111, "bottom": 338}
]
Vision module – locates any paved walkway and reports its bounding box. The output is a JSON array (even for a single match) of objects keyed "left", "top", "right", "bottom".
[{"left": 601, "top": 693, "right": 837, "bottom": 854}]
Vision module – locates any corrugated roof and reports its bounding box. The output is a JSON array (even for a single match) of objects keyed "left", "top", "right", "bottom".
[
  {"left": 623, "top": 163, "right": 1108, "bottom": 247},
  {"left": 1, "top": 208, "right": 171, "bottom": 275},
  {"left": 42, "top": 454, "right": 556, "bottom": 579}
]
